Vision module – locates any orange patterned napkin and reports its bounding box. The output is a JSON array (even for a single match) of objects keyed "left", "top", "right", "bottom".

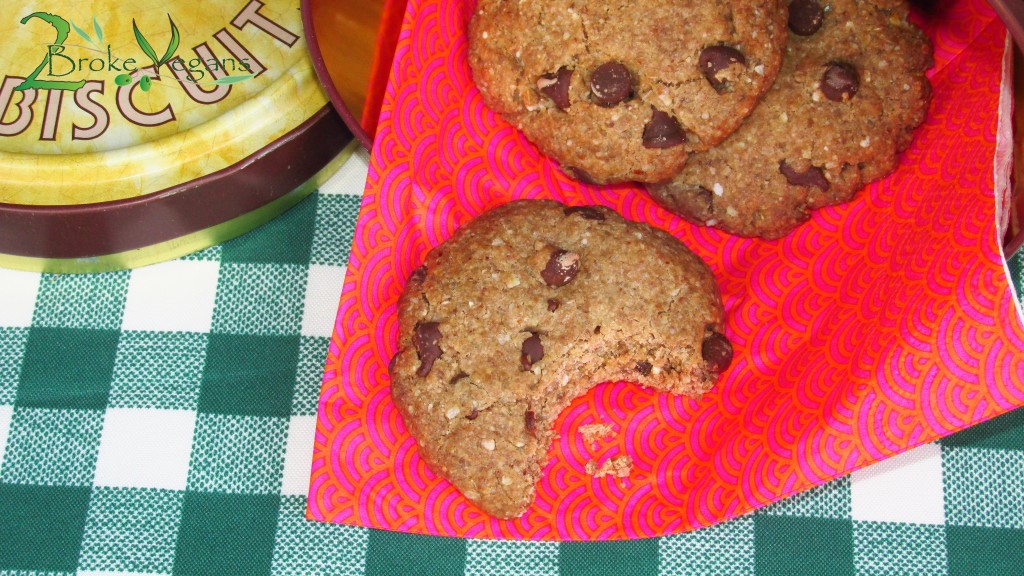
[{"left": 308, "top": 0, "right": 1024, "bottom": 539}]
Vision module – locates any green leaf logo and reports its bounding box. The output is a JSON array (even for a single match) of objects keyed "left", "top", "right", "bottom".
[
  {"left": 119, "top": 14, "right": 254, "bottom": 91},
  {"left": 132, "top": 18, "right": 159, "bottom": 70},
  {"left": 69, "top": 19, "right": 94, "bottom": 46},
  {"left": 92, "top": 15, "right": 103, "bottom": 45},
  {"left": 160, "top": 16, "right": 180, "bottom": 68},
  {"left": 132, "top": 15, "right": 179, "bottom": 78},
  {"left": 211, "top": 73, "right": 256, "bottom": 85}
]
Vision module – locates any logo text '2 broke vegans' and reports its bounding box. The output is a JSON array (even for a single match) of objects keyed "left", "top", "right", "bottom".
[{"left": 0, "top": 0, "right": 299, "bottom": 140}]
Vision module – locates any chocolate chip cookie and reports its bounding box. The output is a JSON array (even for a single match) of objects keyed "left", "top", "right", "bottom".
[
  {"left": 646, "top": 0, "right": 933, "bottom": 239},
  {"left": 467, "top": 0, "right": 789, "bottom": 185},
  {"left": 389, "top": 200, "right": 732, "bottom": 518}
]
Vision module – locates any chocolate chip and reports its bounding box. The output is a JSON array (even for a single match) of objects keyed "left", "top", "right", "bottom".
[
  {"left": 466, "top": 408, "right": 479, "bottom": 420},
  {"left": 593, "top": 325, "right": 601, "bottom": 334},
  {"left": 538, "top": 66, "right": 573, "bottom": 110},
  {"left": 520, "top": 333, "right": 544, "bottom": 371},
  {"left": 449, "top": 371, "right": 468, "bottom": 385},
  {"left": 413, "top": 322, "right": 442, "bottom": 377},
  {"left": 589, "top": 62, "right": 632, "bottom": 107},
  {"left": 635, "top": 360, "right": 653, "bottom": 376},
  {"left": 541, "top": 249, "right": 580, "bottom": 287},
  {"left": 525, "top": 410, "right": 536, "bottom": 435},
  {"left": 820, "top": 62, "right": 859, "bottom": 102},
  {"left": 699, "top": 45, "right": 746, "bottom": 91},
  {"left": 564, "top": 166, "right": 598, "bottom": 184},
  {"left": 701, "top": 332, "right": 733, "bottom": 373},
  {"left": 409, "top": 265, "right": 427, "bottom": 284},
  {"left": 547, "top": 298, "right": 560, "bottom": 312},
  {"left": 788, "top": 0, "right": 825, "bottom": 35},
  {"left": 694, "top": 186, "right": 715, "bottom": 217},
  {"left": 642, "top": 109, "right": 686, "bottom": 149},
  {"left": 779, "top": 161, "right": 830, "bottom": 191},
  {"left": 564, "top": 205, "right": 606, "bottom": 221}
]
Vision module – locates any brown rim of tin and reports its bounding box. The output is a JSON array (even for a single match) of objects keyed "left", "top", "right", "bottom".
[
  {"left": 0, "top": 105, "right": 352, "bottom": 260},
  {"left": 990, "top": 0, "right": 1024, "bottom": 255},
  {"left": 301, "top": 0, "right": 373, "bottom": 150},
  {"left": 990, "top": 0, "right": 1024, "bottom": 53}
]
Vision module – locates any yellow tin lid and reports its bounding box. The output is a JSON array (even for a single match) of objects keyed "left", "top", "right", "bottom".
[{"left": 0, "top": 0, "right": 353, "bottom": 271}]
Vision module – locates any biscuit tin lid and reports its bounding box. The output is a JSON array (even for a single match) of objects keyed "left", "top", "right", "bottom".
[{"left": 0, "top": 0, "right": 327, "bottom": 206}]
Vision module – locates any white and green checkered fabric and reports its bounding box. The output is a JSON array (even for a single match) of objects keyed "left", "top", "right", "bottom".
[{"left": 1, "top": 149, "right": 1023, "bottom": 575}]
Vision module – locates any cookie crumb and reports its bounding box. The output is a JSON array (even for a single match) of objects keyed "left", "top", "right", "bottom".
[
  {"left": 579, "top": 422, "right": 615, "bottom": 447},
  {"left": 586, "top": 456, "right": 633, "bottom": 478}
]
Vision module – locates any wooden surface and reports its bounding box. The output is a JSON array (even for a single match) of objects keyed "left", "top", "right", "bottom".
[{"left": 310, "top": 0, "right": 386, "bottom": 127}]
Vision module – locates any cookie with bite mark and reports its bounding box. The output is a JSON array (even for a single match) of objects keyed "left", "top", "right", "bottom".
[
  {"left": 389, "top": 200, "right": 732, "bottom": 518},
  {"left": 646, "top": 0, "right": 933, "bottom": 239},
  {"left": 467, "top": 0, "right": 789, "bottom": 185}
]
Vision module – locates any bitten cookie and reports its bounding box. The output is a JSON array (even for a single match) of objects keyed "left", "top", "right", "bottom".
[
  {"left": 646, "top": 0, "right": 933, "bottom": 239},
  {"left": 390, "top": 200, "right": 733, "bottom": 519},
  {"left": 467, "top": 0, "right": 789, "bottom": 185}
]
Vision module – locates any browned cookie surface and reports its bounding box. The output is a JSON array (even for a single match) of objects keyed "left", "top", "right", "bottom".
[
  {"left": 390, "top": 200, "right": 731, "bottom": 518},
  {"left": 646, "top": 0, "right": 933, "bottom": 239},
  {"left": 467, "top": 0, "right": 789, "bottom": 185}
]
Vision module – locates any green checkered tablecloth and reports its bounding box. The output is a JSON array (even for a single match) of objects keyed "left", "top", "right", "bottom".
[{"left": 1, "top": 149, "right": 1024, "bottom": 575}]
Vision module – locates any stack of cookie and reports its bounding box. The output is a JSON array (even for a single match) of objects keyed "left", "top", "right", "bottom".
[
  {"left": 469, "top": 0, "right": 790, "bottom": 186},
  {"left": 388, "top": 0, "right": 934, "bottom": 520},
  {"left": 469, "top": 0, "right": 933, "bottom": 239}
]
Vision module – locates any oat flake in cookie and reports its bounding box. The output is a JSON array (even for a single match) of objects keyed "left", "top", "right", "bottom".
[
  {"left": 467, "top": 0, "right": 789, "bottom": 185},
  {"left": 389, "top": 201, "right": 732, "bottom": 519},
  {"left": 646, "top": 0, "right": 933, "bottom": 239}
]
